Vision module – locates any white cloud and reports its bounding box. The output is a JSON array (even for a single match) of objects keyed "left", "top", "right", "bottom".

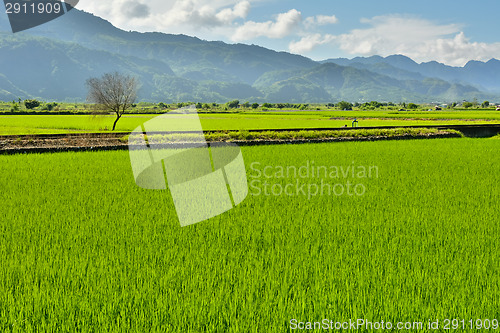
[
  {"left": 78, "top": 0, "right": 253, "bottom": 32},
  {"left": 336, "top": 14, "right": 500, "bottom": 66},
  {"left": 157, "top": 0, "right": 251, "bottom": 28},
  {"left": 216, "top": 1, "right": 250, "bottom": 24},
  {"left": 337, "top": 15, "right": 458, "bottom": 55},
  {"left": 289, "top": 33, "right": 336, "bottom": 54},
  {"left": 231, "top": 9, "right": 302, "bottom": 41},
  {"left": 423, "top": 32, "right": 500, "bottom": 66},
  {"left": 304, "top": 15, "right": 338, "bottom": 28},
  {"left": 316, "top": 15, "right": 338, "bottom": 25},
  {"left": 121, "top": 1, "right": 151, "bottom": 19}
]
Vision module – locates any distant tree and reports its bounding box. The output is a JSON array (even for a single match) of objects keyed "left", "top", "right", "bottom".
[
  {"left": 158, "top": 102, "right": 167, "bottom": 109},
  {"left": 482, "top": 101, "right": 490, "bottom": 108},
  {"left": 43, "top": 102, "right": 58, "bottom": 111},
  {"left": 196, "top": 102, "right": 203, "bottom": 109},
  {"left": 24, "top": 99, "right": 40, "bottom": 110},
  {"left": 369, "top": 101, "right": 383, "bottom": 108},
  {"left": 203, "top": 103, "right": 211, "bottom": 109},
  {"left": 262, "top": 103, "right": 273, "bottom": 108},
  {"left": 251, "top": 103, "right": 259, "bottom": 109},
  {"left": 407, "top": 103, "right": 419, "bottom": 110},
  {"left": 337, "top": 101, "right": 353, "bottom": 110},
  {"left": 463, "top": 101, "right": 474, "bottom": 108},
  {"left": 227, "top": 100, "right": 240, "bottom": 108},
  {"left": 276, "top": 103, "right": 286, "bottom": 109},
  {"left": 86, "top": 72, "right": 138, "bottom": 131},
  {"left": 242, "top": 101, "right": 250, "bottom": 108},
  {"left": 10, "top": 101, "right": 19, "bottom": 112},
  {"left": 360, "top": 101, "right": 383, "bottom": 110}
]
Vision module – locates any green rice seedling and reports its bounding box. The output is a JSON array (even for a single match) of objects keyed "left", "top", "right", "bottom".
[
  {"left": 1, "top": 112, "right": 500, "bottom": 135},
  {"left": 0, "top": 138, "right": 498, "bottom": 331}
]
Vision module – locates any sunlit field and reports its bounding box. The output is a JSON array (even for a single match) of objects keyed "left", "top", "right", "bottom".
[
  {"left": 1, "top": 110, "right": 499, "bottom": 135},
  {"left": 0, "top": 138, "right": 498, "bottom": 331}
]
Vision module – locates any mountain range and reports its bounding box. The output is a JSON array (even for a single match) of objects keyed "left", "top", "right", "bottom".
[{"left": 1, "top": 9, "right": 499, "bottom": 103}]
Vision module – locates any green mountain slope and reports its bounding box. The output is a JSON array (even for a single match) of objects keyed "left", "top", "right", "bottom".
[
  {"left": 0, "top": 34, "right": 261, "bottom": 102},
  {"left": 20, "top": 10, "right": 317, "bottom": 85},
  {"left": 0, "top": 74, "right": 29, "bottom": 101},
  {"left": 323, "top": 55, "right": 500, "bottom": 93},
  {"left": 0, "top": 9, "right": 498, "bottom": 103},
  {"left": 254, "top": 63, "right": 487, "bottom": 103}
]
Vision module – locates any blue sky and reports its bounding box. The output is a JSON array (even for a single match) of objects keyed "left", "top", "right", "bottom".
[{"left": 78, "top": 0, "right": 500, "bottom": 66}]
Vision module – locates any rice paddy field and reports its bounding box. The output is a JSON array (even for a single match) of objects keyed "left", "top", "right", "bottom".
[
  {"left": 0, "top": 137, "right": 499, "bottom": 332},
  {"left": 1, "top": 110, "right": 500, "bottom": 135}
]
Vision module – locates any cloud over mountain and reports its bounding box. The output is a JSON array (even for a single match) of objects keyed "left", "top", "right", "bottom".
[
  {"left": 335, "top": 15, "right": 500, "bottom": 66},
  {"left": 121, "top": 1, "right": 151, "bottom": 19},
  {"left": 232, "top": 9, "right": 302, "bottom": 41},
  {"left": 289, "top": 34, "right": 336, "bottom": 54}
]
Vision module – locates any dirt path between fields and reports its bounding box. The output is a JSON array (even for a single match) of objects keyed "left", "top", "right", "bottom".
[{"left": 0, "top": 131, "right": 462, "bottom": 154}]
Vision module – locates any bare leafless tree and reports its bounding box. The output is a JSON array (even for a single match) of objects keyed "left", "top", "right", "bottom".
[{"left": 86, "top": 72, "right": 138, "bottom": 131}]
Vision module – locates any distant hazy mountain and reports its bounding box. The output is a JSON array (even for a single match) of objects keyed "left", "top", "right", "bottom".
[
  {"left": 0, "top": 9, "right": 499, "bottom": 103},
  {"left": 322, "top": 55, "right": 500, "bottom": 93},
  {"left": 255, "top": 63, "right": 485, "bottom": 103},
  {"left": 22, "top": 9, "right": 317, "bottom": 85}
]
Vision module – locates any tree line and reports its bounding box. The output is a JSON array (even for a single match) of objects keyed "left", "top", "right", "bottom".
[{"left": 3, "top": 71, "right": 498, "bottom": 131}]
